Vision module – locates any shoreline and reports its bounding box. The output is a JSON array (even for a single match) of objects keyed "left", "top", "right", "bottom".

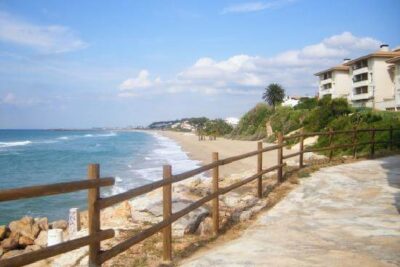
[{"left": 156, "top": 130, "right": 297, "bottom": 178}]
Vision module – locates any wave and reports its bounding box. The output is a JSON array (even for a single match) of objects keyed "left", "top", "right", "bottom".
[
  {"left": 0, "top": 140, "right": 32, "bottom": 148},
  {"left": 57, "top": 132, "right": 117, "bottom": 141}
]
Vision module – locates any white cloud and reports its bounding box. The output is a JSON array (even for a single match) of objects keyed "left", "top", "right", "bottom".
[
  {"left": 2, "top": 92, "right": 16, "bottom": 104},
  {"left": 118, "top": 32, "right": 382, "bottom": 97},
  {"left": 119, "top": 70, "right": 160, "bottom": 91},
  {"left": 1, "top": 92, "right": 44, "bottom": 106},
  {"left": 0, "top": 11, "right": 88, "bottom": 54},
  {"left": 222, "top": 0, "right": 296, "bottom": 14}
]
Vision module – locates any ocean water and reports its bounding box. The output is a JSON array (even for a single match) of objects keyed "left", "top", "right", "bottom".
[{"left": 0, "top": 130, "right": 201, "bottom": 224}]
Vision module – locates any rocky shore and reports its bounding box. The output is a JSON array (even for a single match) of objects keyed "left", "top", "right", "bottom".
[
  {"left": 0, "top": 216, "right": 68, "bottom": 260},
  {"left": 0, "top": 169, "right": 298, "bottom": 266}
]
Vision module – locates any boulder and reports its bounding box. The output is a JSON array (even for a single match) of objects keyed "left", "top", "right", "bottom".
[
  {"left": 2, "top": 249, "right": 25, "bottom": 259},
  {"left": 9, "top": 216, "right": 40, "bottom": 240},
  {"left": 222, "top": 193, "right": 241, "bottom": 207},
  {"left": 0, "top": 225, "right": 7, "bottom": 240},
  {"left": 51, "top": 246, "right": 88, "bottom": 267},
  {"left": 24, "top": 244, "right": 41, "bottom": 252},
  {"left": 35, "top": 217, "right": 49, "bottom": 231},
  {"left": 196, "top": 217, "right": 213, "bottom": 237},
  {"left": 173, "top": 199, "right": 209, "bottom": 236},
  {"left": 19, "top": 236, "right": 34, "bottom": 247},
  {"left": 1, "top": 232, "right": 19, "bottom": 251},
  {"left": 239, "top": 210, "right": 254, "bottom": 222},
  {"left": 50, "top": 220, "right": 68, "bottom": 230},
  {"left": 101, "top": 201, "right": 134, "bottom": 229},
  {"left": 34, "top": 231, "right": 47, "bottom": 248}
]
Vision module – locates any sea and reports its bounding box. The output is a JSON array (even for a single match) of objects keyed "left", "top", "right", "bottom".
[{"left": 0, "top": 130, "right": 202, "bottom": 224}]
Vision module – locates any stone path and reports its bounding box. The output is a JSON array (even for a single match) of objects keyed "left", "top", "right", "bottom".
[{"left": 180, "top": 156, "right": 400, "bottom": 267}]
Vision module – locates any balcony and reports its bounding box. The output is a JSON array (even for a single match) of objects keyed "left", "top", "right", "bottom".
[
  {"left": 350, "top": 90, "right": 373, "bottom": 101},
  {"left": 352, "top": 79, "right": 369, "bottom": 87},
  {"left": 320, "top": 88, "right": 333, "bottom": 96},
  {"left": 320, "top": 78, "right": 332, "bottom": 85},
  {"left": 352, "top": 67, "right": 368, "bottom": 76}
]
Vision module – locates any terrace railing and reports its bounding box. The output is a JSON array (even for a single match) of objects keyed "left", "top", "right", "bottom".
[{"left": 0, "top": 126, "right": 398, "bottom": 266}]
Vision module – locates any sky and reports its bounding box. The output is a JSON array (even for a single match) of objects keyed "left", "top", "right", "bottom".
[{"left": 0, "top": 0, "right": 399, "bottom": 129}]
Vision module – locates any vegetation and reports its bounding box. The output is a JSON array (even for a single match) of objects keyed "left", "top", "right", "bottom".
[
  {"left": 148, "top": 89, "right": 399, "bottom": 155},
  {"left": 229, "top": 103, "right": 272, "bottom": 140},
  {"left": 203, "top": 119, "right": 233, "bottom": 136},
  {"left": 294, "top": 97, "right": 318, "bottom": 110},
  {"left": 303, "top": 96, "right": 352, "bottom": 132},
  {"left": 262, "top": 83, "right": 285, "bottom": 110}
]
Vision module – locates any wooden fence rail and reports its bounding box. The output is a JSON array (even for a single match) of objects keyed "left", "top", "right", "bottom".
[{"left": 0, "top": 127, "right": 398, "bottom": 266}]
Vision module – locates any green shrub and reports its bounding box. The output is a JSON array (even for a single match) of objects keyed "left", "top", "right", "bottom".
[
  {"left": 313, "top": 110, "right": 400, "bottom": 156},
  {"left": 294, "top": 97, "right": 318, "bottom": 110},
  {"left": 230, "top": 103, "right": 273, "bottom": 140},
  {"left": 303, "top": 95, "right": 353, "bottom": 132}
]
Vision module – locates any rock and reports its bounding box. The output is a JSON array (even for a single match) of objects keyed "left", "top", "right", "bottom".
[
  {"left": 0, "top": 246, "right": 4, "bottom": 257},
  {"left": 24, "top": 244, "right": 41, "bottom": 252},
  {"left": 51, "top": 246, "right": 88, "bottom": 266},
  {"left": 2, "top": 249, "right": 25, "bottom": 259},
  {"left": 173, "top": 199, "right": 209, "bottom": 236},
  {"left": 9, "top": 216, "right": 40, "bottom": 240},
  {"left": 100, "top": 201, "right": 134, "bottom": 229},
  {"left": 196, "top": 217, "right": 213, "bottom": 237},
  {"left": 1, "top": 232, "right": 19, "bottom": 250},
  {"left": 51, "top": 220, "right": 68, "bottom": 230},
  {"left": 35, "top": 217, "right": 48, "bottom": 231},
  {"left": 19, "top": 236, "right": 34, "bottom": 247},
  {"left": 34, "top": 231, "right": 47, "bottom": 248},
  {"left": 183, "top": 209, "right": 209, "bottom": 235},
  {"left": 222, "top": 193, "right": 241, "bottom": 207},
  {"left": 0, "top": 225, "right": 7, "bottom": 240},
  {"left": 239, "top": 210, "right": 253, "bottom": 222}
]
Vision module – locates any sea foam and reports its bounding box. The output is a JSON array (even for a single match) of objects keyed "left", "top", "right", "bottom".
[{"left": 0, "top": 140, "right": 32, "bottom": 148}]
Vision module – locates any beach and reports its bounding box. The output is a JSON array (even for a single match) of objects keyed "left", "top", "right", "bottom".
[{"left": 158, "top": 130, "right": 296, "bottom": 178}]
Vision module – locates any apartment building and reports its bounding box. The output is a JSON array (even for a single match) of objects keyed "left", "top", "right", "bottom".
[
  {"left": 343, "top": 45, "right": 400, "bottom": 110},
  {"left": 387, "top": 56, "right": 400, "bottom": 110},
  {"left": 315, "top": 62, "right": 351, "bottom": 99}
]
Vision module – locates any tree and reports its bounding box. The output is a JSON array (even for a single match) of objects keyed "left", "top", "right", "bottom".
[
  {"left": 262, "top": 83, "right": 285, "bottom": 110},
  {"left": 294, "top": 97, "right": 318, "bottom": 110}
]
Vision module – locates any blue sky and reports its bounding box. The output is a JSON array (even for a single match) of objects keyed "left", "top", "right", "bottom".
[{"left": 0, "top": 0, "right": 399, "bottom": 128}]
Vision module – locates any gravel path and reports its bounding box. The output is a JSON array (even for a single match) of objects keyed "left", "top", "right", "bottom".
[{"left": 180, "top": 156, "right": 400, "bottom": 267}]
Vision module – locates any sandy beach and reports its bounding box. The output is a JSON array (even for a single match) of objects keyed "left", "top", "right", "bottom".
[{"left": 158, "top": 130, "right": 297, "bottom": 178}]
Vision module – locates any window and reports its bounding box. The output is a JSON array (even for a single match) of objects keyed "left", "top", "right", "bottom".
[
  {"left": 352, "top": 59, "right": 368, "bottom": 70},
  {"left": 353, "top": 72, "right": 368, "bottom": 82},
  {"left": 322, "top": 72, "right": 332, "bottom": 80},
  {"left": 354, "top": 86, "right": 368, "bottom": 95},
  {"left": 322, "top": 83, "right": 332, "bottom": 90}
]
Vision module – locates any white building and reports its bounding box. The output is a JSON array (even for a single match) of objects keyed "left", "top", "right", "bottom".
[
  {"left": 225, "top": 117, "right": 239, "bottom": 126},
  {"left": 387, "top": 55, "right": 400, "bottom": 110},
  {"left": 281, "top": 96, "right": 300, "bottom": 107},
  {"left": 344, "top": 45, "right": 400, "bottom": 110},
  {"left": 315, "top": 61, "right": 351, "bottom": 99}
]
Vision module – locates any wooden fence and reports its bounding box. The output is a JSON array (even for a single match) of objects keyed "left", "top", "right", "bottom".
[{"left": 0, "top": 126, "right": 398, "bottom": 267}]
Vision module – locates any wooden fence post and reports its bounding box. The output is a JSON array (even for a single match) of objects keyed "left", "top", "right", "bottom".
[
  {"left": 371, "top": 129, "right": 376, "bottom": 158},
  {"left": 352, "top": 127, "right": 357, "bottom": 159},
  {"left": 299, "top": 129, "right": 304, "bottom": 168},
  {"left": 328, "top": 128, "right": 334, "bottom": 162},
  {"left": 212, "top": 152, "right": 219, "bottom": 235},
  {"left": 389, "top": 125, "right": 393, "bottom": 151},
  {"left": 88, "top": 164, "right": 101, "bottom": 267},
  {"left": 257, "top": 142, "right": 263, "bottom": 198},
  {"left": 162, "top": 165, "right": 172, "bottom": 262},
  {"left": 277, "top": 132, "right": 284, "bottom": 182}
]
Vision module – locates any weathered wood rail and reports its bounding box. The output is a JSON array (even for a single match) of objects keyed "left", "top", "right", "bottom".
[{"left": 0, "top": 127, "right": 398, "bottom": 266}]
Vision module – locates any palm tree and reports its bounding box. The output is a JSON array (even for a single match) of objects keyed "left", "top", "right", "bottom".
[{"left": 262, "top": 83, "right": 285, "bottom": 110}]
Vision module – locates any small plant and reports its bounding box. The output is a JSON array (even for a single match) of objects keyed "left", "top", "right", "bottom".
[{"left": 297, "top": 170, "right": 311, "bottom": 178}]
